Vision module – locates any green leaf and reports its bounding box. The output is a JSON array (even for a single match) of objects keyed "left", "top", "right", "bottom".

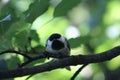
[
  {"left": 69, "top": 36, "right": 90, "bottom": 48},
  {"left": 6, "top": 56, "right": 21, "bottom": 69},
  {"left": 0, "top": 21, "right": 16, "bottom": 50},
  {"left": 0, "top": 22, "right": 30, "bottom": 50},
  {"left": 0, "top": 21, "right": 11, "bottom": 38},
  {"left": 0, "top": 3, "right": 11, "bottom": 19},
  {"left": 14, "top": 30, "right": 29, "bottom": 50},
  {"left": 30, "top": 30, "right": 40, "bottom": 43},
  {"left": 54, "top": 0, "right": 82, "bottom": 17},
  {"left": 25, "top": 0, "right": 49, "bottom": 23},
  {"left": 13, "top": 23, "right": 31, "bottom": 50},
  {"left": 10, "top": 0, "right": 32, "bottom": 13}
]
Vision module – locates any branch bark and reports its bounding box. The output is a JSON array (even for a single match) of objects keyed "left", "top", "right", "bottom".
[{"left": 0, "top": 46, "right": 120, "bottom": 79}]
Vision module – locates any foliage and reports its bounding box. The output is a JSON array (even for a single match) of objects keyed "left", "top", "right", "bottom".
[{"left": 0, "top": 0, "right": 120, "bottom": 80}]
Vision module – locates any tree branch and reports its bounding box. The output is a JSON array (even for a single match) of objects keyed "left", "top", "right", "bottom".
[{"left": 0, "top": 46, "right": 120, "bottom": 79}]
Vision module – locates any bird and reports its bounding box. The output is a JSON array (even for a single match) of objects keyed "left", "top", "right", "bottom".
[{"left": 45, "top": 33, "right": 71, "bottom": 70}]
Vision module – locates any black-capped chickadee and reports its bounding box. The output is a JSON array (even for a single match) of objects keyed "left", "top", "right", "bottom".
[{"left": 45, "top": 33, "right": 71, "bottom": 70}]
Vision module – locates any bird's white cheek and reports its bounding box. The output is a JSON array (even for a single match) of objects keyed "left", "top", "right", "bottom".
[
  {"left": 46, "top": 45, "right": 59, "bottom": 54},
  {"left": 46, "top": 40, "right": 56, "bottom": 53},
  {"left": 47, "top": 40, "right": 52, "bottom": 46}
]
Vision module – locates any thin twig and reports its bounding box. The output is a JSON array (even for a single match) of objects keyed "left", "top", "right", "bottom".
[
  {"left": 25, "top": 74, "right": 35, "bottom": 80},
  {"left": 0, "top": 50, "right": 32, "bottom": 60},
  {"left": 71, "top": 64, "right": 88, "bottom": 80},
  {"left": 18, "top": 53, "right": 46, "bottom": 68}
]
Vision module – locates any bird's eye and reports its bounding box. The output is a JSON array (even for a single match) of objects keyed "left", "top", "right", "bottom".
[{"left": 49, "top": 33, "right": 61, "bottom": 41}]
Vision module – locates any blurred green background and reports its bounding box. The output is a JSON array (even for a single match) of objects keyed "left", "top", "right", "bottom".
[{"left": 0, "top": 0, "right": 120, "bottom": 80}]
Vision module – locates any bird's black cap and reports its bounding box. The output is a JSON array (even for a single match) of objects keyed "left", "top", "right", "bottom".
[{"left": 49, "top": 33, "right": 61, "bottom": 41}]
